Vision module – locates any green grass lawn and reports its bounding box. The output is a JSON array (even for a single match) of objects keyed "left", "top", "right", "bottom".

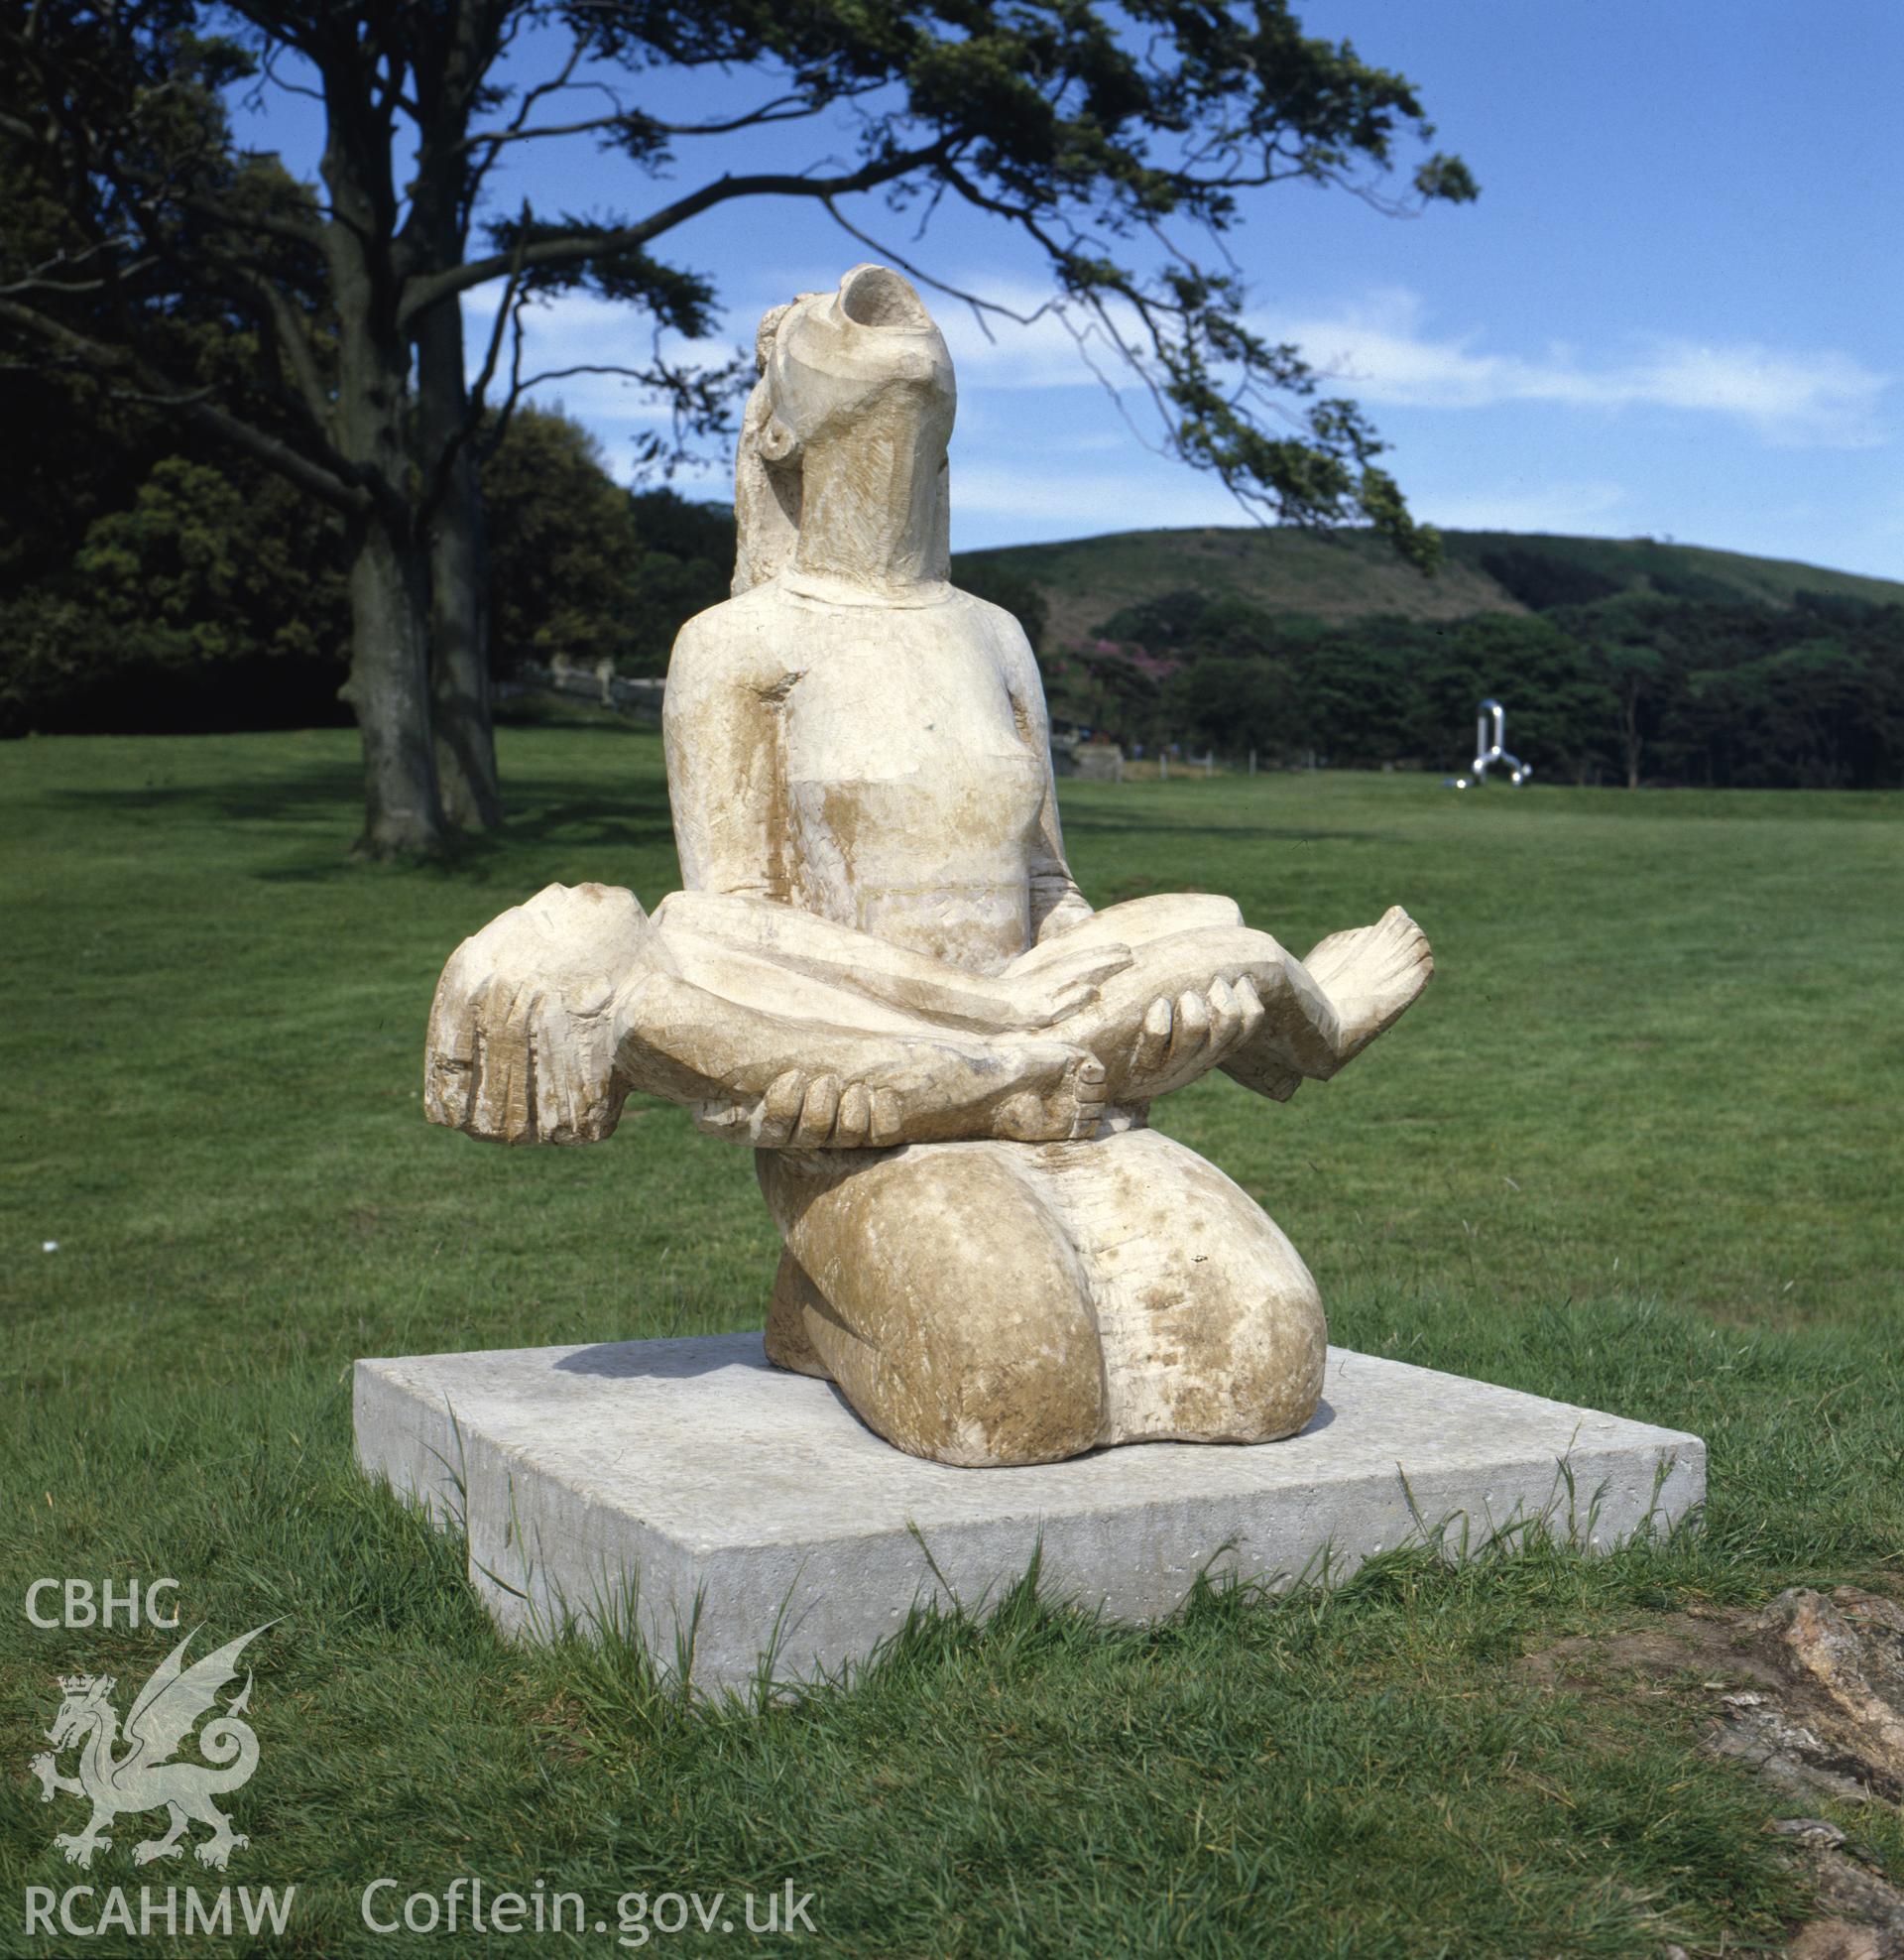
[{"left": 3, "top": 727, "right": 1900, "bottom": 1956}]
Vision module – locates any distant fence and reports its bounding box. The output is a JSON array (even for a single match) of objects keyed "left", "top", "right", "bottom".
[{"left": 498, "top": 660, "right": 665, "bottom": 722}]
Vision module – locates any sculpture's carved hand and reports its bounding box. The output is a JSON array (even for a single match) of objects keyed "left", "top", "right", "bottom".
[
  {"left": 424, "top": 882, "right": 652, "bottom": 1145},
  {"left": 999, "top": 942, "right": 1132, "bottom": 1030},
  {"left": 1122, "top": 975, "right": 1266, "bottom": 1102}
]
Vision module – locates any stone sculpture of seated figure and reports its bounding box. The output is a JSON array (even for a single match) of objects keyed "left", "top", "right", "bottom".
[{"left": 424, "top": 264, "right": 1433, "bottom": 1468}]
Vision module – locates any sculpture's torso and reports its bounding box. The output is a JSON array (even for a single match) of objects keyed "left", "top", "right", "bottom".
[{"left": 667, "top": 578, "right": 1050, "bottom": 975}]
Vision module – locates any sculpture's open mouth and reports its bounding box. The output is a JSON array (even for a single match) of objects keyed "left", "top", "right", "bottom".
[{"left": 838, "top": 263, "right": 933, "bottom": 331}]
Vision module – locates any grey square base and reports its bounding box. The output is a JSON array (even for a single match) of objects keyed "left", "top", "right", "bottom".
[{"left": 353, "top": 1334, "right": 1703, "bottom": 1690}]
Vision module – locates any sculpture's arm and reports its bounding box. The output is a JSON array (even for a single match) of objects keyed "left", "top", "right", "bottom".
[
  {"left": 422, "top": 882, "right": 1109, "bottom": 1150},
  {"left": 1029, "top": 778, "right": 1093, "bottom": 943},
  {"left": 661, "top": 616, "right": 787, "bottom": 902},
  {"left": 985, "top": 605, "right": 1093, "bottom": 943},
  {"left": 654, "top": 890, "right": 1130, "bottom": 1036},
  {"left": 614, "top": 959, "right": 1106, "bottom": 1148}
]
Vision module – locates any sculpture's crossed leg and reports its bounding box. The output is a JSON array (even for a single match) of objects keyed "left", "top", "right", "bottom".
[
  {"left": 425, "top": 882, "right": 1108, "bottom": 1150},
  {"left": 655, "top": 888, "right": 1434, "bottom": 1122}
]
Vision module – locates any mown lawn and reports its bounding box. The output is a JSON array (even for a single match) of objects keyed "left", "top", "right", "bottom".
[{"left": 2, "top": 726, "right": 1900, "bottom": 1956}]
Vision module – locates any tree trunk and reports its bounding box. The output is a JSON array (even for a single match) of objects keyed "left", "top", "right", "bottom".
[
  {"left": 416, "top": 295, "right": 501, "bottom": 830},
  {"left": 315, "top": 40, "right": 449, "bottom": 859},
  {"left": 342, "top": 514, "right": 445, "bottom": 858}
]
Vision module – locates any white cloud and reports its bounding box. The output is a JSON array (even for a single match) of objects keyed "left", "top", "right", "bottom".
[
  {"left": 1267, "top": 290, "right": 1891, "bottom": 449},
  {"left": 908, "top": 280, "right": 1894, "bottom": 451},
  {"left": 458, "top": 277, "right": 1892, "bottom": 544}
]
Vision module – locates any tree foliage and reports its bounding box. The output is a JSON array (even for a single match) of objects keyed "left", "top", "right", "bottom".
[
  {"left": 1042, "top": 581, "right": 1904, "bottom": 789},
  {"left": 2, "top": 0, "right": 1474, "bottom": 852},
  {"left": 0, "top": 399, "right": 720, "bottom": 734},
  {"left": 479, "top": 408, "right": 732, "bottom": 675}
]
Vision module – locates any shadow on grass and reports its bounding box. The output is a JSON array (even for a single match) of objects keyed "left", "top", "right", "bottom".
[
  {"left": 52, "top": 757, "right": 365, "bottom": 824},
  {"left": 57, "top": 759, "right": 676, "bottom": 883}
]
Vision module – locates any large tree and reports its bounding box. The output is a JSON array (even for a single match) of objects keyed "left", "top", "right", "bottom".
[
  {"left": 477, "top": 406, "right": 733, "bottom": 678},
  {"left": 2, "top": 1, "right": 1474, "bottom": 857}
]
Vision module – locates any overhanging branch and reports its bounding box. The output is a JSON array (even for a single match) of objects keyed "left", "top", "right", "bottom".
[
  {"left": 0, "top": 297, "right": 368, "bottom": 516},
  {"left": 398, "top": 141, "right": 953, "bottom": 331}
]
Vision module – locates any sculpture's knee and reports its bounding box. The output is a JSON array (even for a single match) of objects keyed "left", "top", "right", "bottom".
[
  {"left": 766, "top": 1144, "right": 1106, "bottom": 1467},
  {"left": 1043, "top": 1130, "right": 1327, "bottom": 1446},
  {"left": 911, "top": 1228, "right": 1105, "bottom": 1467},
  {"left": 1162, "top": 1229, "right": 1326, "bottom": 1444}
]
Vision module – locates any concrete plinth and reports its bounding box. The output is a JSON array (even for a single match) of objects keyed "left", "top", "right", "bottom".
[{"left": 353, "top": 1334, "right": 1703, "bottom": 1690}]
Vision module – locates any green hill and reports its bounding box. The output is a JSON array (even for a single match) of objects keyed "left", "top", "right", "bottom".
[{"left": 953, "top": 526, "right": 1904, "bottom": 647}]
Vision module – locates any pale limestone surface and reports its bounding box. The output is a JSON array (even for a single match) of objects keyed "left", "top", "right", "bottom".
[
  {"left": 353, "top": 1333, "right": 1707, "bottom": 1688},
  {"left": 423, "top": 263, "right": 1436, "bottom": 1467}
]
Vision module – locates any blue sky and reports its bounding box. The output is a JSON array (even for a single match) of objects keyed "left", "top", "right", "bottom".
[{"left": 230, "top": 3, "right": 1904, "bottom": 578}]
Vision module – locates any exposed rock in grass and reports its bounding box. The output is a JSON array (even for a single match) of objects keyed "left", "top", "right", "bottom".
[
  {"left": 1525, "top": 1588, "right": 1904, "bottom": 1955},
  {"left": 1784, "top": 1842, "right": 1904, "bottom": 1958},
  {"left": 1527, "top": 1588, "right": 1904, "bottom": 1804}
]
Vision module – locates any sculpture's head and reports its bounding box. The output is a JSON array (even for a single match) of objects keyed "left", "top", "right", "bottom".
[
  {"left": 758, "top": 264, "right": 955, "bottom": 462},
  {"left": 733, "top": 266, "right": 955, "bottom": 593}
]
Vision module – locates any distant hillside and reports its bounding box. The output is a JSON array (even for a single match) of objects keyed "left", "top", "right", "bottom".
[{"left": 953, "top": 526, "right": 1904, "bottom": 647}]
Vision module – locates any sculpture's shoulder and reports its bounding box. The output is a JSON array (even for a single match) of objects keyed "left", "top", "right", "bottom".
[
  {"left": 665, "top": 583, "right": 790, "bottom": 694},
  {"left": 665, "top": 583, "right": 798, "bottom": 725},
  {"left": 948, "top": 586, "right": 1043, "bottom": 699},
  {"left": 948, "top": 586, "right": 1033, "bottom": 653}
]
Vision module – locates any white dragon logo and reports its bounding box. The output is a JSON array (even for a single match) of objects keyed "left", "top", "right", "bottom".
[{"left": 29, "top": 1623, "right": 272, "bottom": 1870}]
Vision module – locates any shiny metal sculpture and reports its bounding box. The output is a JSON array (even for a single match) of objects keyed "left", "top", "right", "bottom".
[{"left": 1455, "top": 698, "right": 1531, "bottom": 789}]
